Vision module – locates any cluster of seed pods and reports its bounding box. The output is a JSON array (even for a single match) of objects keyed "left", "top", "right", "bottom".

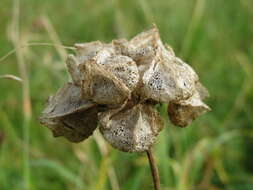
[{"left": 39, "top": 26, "right": 210, "bottom": 152}]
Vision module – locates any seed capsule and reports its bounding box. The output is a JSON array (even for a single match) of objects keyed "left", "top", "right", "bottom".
[
  {"left": 39, "top": 83, "right": 98, "bottom": 142},
  {"left": 168, "top": 86, "right": 211, "bottom": 127},
  {"left": 141, "top": 57, "right": 198, "bottom": 103},
  {"left": 99, "top": 104, "right": 164, "bottom": 152},
  {"left": 39, "top": 26, "right": 210, "bottom": 146}
]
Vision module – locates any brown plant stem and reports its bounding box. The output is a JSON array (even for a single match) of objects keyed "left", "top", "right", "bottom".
[{"left": 146, "top": 148, "right": 161, "bottom": 190}]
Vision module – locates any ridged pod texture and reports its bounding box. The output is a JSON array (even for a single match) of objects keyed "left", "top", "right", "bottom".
[{"left": 39, "top": 26, "right": 210, "bottom": 152}]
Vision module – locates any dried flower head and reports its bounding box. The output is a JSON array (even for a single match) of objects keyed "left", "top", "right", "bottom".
[{"left": 39, "top": 26, "right": 210, "bottom": 152}]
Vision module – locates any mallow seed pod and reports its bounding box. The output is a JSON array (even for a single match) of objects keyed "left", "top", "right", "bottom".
[{"left": 39, "top": 26, "right": 210, "bottom": 150}]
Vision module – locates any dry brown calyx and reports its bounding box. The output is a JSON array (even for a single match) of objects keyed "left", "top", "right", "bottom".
[
  {"left": 167, "top": 82, "right": 210, "bottom": 127},
  {"left": 39, "top": 26, "right": 210, "bottom": 152},
  {"left": 39, "top": 83, "right": 98, "bottom": 142}
]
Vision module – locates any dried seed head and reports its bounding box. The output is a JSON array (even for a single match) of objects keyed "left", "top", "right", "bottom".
[
  {"left": 39, "top": 83, "right": 98, "bottom": 142},
  {"left": 99, "top": 104, "right": 164, "bottom": 152},
  {"left": 39, "top": 26, "right": 210, "bottom": 147}
]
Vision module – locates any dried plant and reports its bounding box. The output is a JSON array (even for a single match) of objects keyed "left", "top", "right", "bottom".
[{"left": 39, "top": 26, "right": 210, "bottom": 190}]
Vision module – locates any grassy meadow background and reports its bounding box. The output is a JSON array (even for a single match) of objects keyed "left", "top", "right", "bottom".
[{"left": 0, "top": 0, "right": 253, "bottom": 189}]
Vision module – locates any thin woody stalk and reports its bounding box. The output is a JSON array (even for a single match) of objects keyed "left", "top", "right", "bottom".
[
  {"left": 38, "top": 27, "right": 210, "bottom": 189},
  {"left": 146, "top": 148, "right": 161, "bottom": 190}
]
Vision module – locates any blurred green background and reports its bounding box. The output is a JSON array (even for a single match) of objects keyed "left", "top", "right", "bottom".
[{"left": 0, "top": 0, "right": 253, "bottom": 189}]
